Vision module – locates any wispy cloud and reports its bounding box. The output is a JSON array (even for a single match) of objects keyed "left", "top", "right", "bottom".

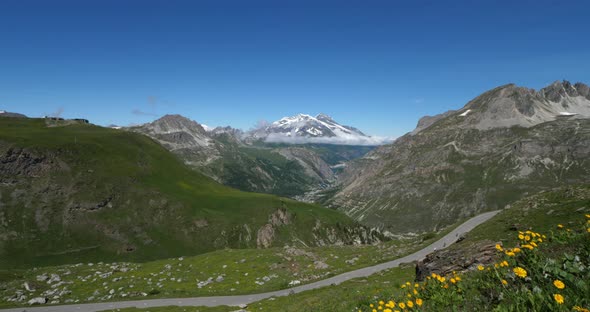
[
  {"left": 131, "top": 109, "right": 158, "bottom": 116},
  {"left": 414, "top": 98, "right": 425, "bottom": 104},
  {"left": 131, "top": 95, "right": 174, "bottom": 118}
]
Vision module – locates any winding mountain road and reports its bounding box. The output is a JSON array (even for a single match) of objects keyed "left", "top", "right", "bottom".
[{"left": 3, "top": 210, "right": 500, "bottom": 312}]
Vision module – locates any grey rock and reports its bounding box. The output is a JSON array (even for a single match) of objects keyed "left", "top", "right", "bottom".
[{"left": 27, "top": 297, "right": 47, "bottom": 305}]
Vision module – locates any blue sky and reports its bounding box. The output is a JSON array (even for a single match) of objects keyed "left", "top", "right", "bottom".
[{"left": 1, "top": 0, "right": 589, "bottom": 137}]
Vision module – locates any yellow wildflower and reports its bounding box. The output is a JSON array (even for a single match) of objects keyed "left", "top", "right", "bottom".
[
  {"left": 384, "top": 309, "right": 392, "bottom": 312},
  {"left": 558, "top": 224, "right": 564, "bottom": 228},
  {"left": 450, "top": 278, "right": 456, "bottom": 284},
  {"left": 505, "top": 251, "right": 515, "bottom": 257},
  {"left": 495, "top": 244, "right": 503, "bottom": 251},
  {"left": 398, "top": 302, "right": 406, "bottom": 309},
  {"left": 524, "top": 235, "right": 531, "bottom": 241},
  {"left": 455, "top": 276, "right": 461, "bottom": 281},
  {"left": 477, "top": 265, "right": 484, "bottom": 271},
  {"left": 407, "top": 301, "right": 414, "bottom": 308},
  {"left": 501, "top": 279, "right": 508, "bottom": 285},
  {"left": 585, "top": 214, "right": 590, "bottom": 219},
  {"left": 413, "top": 289, "right": 418, "bottom": 295},
  {"left": 553, "top": 293, "right": 564, "bottom": 304},
  {"left": 574, "top": 306, "right": 590, "bottom": 312},
  {"left": 501, "top": 260, "right": 509, "bottom": 267},
  {"left": 587, "top": 228, "right": 590, "bottom": 233},
  {"left": 513, "top": 267, "right": 527, "bottom": 278},
  {"left": 386, "top": 301, "right": 395, "bottom": 308},
  {"left": 518, "top": 234, "right": 524, "bottom": 240},
  {"left": 415, "top": 298, "right": 423, "bottom": 306},
  {"left": 553, "top": 280, "right": 565, "bottom": 289},
  {"left": 513, "top": 247, "right": 521, "bottom": 253}
]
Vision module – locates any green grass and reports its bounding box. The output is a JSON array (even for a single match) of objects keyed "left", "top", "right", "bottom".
[
  {"left": 0, "top": 215, "right": 458, "bottom": 308},
  {"left": 97, "top": 186, "right": 590, "bottom": 312},
  {"left": 0, "top": 118, "right": 361, "bottom": 269},
  {"left": 97, "top": 266, "right": 415, "bottom": 312},
  {"left": 452, "top": 185, "right": 590, "bottom": 252}
]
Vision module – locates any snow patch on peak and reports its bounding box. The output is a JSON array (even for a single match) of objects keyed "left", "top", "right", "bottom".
[
  {"left": 459, "top": 109, "right": 472, "bottom": 117},
  {"left": 256, "top": 113, "right": 392, "bottom": 146}
]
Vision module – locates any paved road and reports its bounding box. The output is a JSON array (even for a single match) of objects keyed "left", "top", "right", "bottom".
[{"left": 3, "top": 210, "right": 500, "bottom": 312}]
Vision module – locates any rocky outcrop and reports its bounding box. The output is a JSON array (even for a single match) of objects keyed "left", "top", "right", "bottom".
[
  {"left": 415, "top": 241, "right": 499, "bottom": 281},
  {"left": 257, "top": 208, "right": 293, "bottom": 248},
  {"left": 0, "top": 147, "right": 54, "bottom": 178},
  {"left": 256, "top": 224, "right": 275, "bottom": 248}
]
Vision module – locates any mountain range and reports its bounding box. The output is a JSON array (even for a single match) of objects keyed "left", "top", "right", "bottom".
[
  {"left": 248, "top": 113, "right": 388, "bottom": 145},
  {"left": 1, "top": 80, "right": 589, "bottom": 250},
  {"left": 129, "top": 114, "right": 376, "bottom": 196}
]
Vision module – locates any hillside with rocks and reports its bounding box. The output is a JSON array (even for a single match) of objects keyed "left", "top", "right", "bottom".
[
  {"left": 130, "top": 114, "right": 376, "bottom": 196},
  {"left": 327, "top": 81, "right": 590, "bottom": 234},
  {"left": 0, "top": 118, "right": 382, "bottom": 269}
]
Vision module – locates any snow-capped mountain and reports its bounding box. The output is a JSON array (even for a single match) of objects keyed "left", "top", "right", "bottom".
[{"left": 250, "top": 113, "right": 388, "bottom": 145}]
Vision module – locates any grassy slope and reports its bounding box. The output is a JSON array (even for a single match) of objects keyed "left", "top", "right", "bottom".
[
  {"left": 0, "top": 118, "right": 355, "bottom": 269},
  {"left": 97, "top": 186, "right": 590, "bottom": 312},
  {"left": 0, "top": 218, "right": 456, "bottom": 308}
]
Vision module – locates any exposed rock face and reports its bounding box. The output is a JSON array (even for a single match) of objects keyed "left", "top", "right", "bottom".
[
  {"left": 415, "top": 241, "right": 498, "bottom": 281},
  {"left": 411, "top": 110, "right": 456, "bottom": 135},
  {"left": 256, "top": 224, "right": 275, "bottom": 248},
  {"left": 328, "top": 81, "right": 590, "bottom": 234},
  {"left": 413, "top": 81, "right": 590, "bottom": 134},
  {"left": 256, "top": 208, "right": 383, "bottom": 248},
  {"left": 0, "top": 147, "right": 54, "bottom": 177}
]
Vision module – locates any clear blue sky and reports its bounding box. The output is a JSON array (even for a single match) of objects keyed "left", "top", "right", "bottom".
[{"left": 1, "top": 0, "right": 589, "bottom": 137}]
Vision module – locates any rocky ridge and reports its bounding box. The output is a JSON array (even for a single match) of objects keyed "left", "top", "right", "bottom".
[{"left": 328, "top": 81, "right": 590, "bottom": 234}]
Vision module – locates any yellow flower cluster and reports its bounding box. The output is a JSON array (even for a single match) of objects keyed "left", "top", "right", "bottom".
[
  {"left": 368, "top": 297, "right": 423, "bottom": 312},
  {"left": 360, "top": 215, "right": 590, "bottom": 312},
  {"left": 366, "top": 278, "right": 430, "bottom": 311}
]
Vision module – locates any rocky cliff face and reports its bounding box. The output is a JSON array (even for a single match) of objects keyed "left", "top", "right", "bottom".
[
  {"left": 414, "top": 81, "right": 590, "bottom": 134},
  {"left": 328, "top": 81, "right": 590, "bottom": 234}
]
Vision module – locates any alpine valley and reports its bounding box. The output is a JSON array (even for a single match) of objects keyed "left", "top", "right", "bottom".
[{"left": 0, "top": 80, "right": 590, "bottom": 311}]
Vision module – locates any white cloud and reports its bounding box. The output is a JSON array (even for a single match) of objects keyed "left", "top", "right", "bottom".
[{"left": 264, "top": 133, "right": 394, "bottom": 146}]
